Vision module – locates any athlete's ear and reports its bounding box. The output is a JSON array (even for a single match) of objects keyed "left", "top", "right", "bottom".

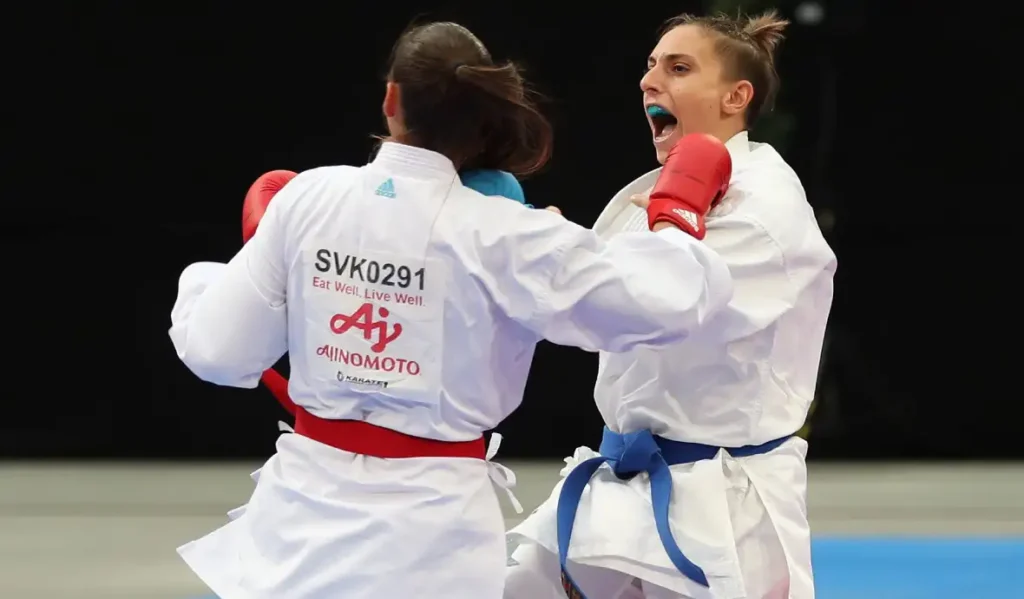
[{"left": 383, "top": 81, "right": 400, "bottom": 118}]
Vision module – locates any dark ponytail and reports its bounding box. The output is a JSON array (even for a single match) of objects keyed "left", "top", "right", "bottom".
[
  {"left": 452, "top": 63, "right": 552, "bottom": 177},
  {"left": 387, "top": 22, "right": 553, "bottom": 177}
]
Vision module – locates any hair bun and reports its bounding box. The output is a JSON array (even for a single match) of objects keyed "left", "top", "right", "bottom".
[{"left": 743, "top": 9, "right": 789, "bottom": 58}]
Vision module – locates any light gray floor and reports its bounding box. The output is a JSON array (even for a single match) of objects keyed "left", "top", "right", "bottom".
[{"left": 1, "top": 461, "right": 1023, "bottom": 598}]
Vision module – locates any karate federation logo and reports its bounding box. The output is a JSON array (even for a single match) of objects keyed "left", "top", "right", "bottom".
[{"left": 672, "top": 208, "right": 699, "bottom": 230}]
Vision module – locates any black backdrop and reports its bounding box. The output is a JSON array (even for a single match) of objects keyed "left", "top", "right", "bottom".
[{"left": 3, "top": 2, "right": 1013, "bottom": 460}]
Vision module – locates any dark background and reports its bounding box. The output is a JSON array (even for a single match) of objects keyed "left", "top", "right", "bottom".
[{"left": 3, "top": 1, "right": 1013, "bottom": 460}]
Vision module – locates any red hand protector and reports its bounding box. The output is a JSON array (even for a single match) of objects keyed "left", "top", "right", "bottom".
[
  {"left": 646, "top": 134, "right": 732, "bottom": 240},
  {"left": 242, "top": 170, "right": 298, "bottom": 243},
  {"left": 241, "top": 171, "right": 299, "bottom": 417}
]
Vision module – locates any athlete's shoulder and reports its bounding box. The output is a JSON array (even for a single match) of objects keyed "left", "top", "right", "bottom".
[
  {"left": 295, "top": 165, "right": 359, "bottom": 185},
  {"left": 273, "top": 165, "right": 356, "bottom": 197},
  {"left": 712, "top": 143, "right": 834, "bottom": 271},
  {"left": 291, "top": 165, "right": 360, "bottom": 197},
  {"left": 730, "top": 143, "right": 805, "bottom": 202},
  {"left": 260, "top": 166, "right": 358, "bottom": 232},
  {"left": 719, "top": 145, "right": 814, "bottom": 231}
]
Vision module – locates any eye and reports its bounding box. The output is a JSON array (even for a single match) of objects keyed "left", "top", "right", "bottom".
[{"left": 671, "top": 64, "right": 690, "bottom": 74}]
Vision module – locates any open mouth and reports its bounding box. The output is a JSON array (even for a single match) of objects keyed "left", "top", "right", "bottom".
[{"left": 647, "top": 105, "right": 678, "bottom": 142}]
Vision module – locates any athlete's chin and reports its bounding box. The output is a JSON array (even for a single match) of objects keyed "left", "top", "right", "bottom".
[{"left": 653, "top": 135, "right": 677, "bottom": 165}]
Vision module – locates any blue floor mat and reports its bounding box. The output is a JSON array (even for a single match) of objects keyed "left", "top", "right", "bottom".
[
  {"left": 190, "top": 536, "right": 1024, "bottom": 598},
  {"left": 812, "top": 536, "right": 1024, "bottom": 598}
]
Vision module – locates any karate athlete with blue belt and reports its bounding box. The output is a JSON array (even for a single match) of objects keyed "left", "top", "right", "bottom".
[{"left": 505, "top": 10, "right": 837, "bottom": 599}]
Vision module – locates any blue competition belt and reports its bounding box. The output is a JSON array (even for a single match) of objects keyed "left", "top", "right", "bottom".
[{"left": 556, "top": 427, "right": 791, "bottom": 598}]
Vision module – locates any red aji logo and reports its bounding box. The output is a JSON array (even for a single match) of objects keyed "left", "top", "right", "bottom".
[{"left": 330, "top": 302, "right": 403, "bottom": 353}]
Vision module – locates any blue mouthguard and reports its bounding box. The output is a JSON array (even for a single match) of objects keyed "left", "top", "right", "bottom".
[{"left": 647, "top": 105, "right": 671, "bottom": 118}]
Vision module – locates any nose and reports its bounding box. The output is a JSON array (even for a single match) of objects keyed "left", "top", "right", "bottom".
[{"left": 640, "top": 67, "right": 661, "bottom": 94}]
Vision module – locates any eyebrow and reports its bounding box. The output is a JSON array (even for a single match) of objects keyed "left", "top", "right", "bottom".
[{"left": 647, "top": 52, "right": 697, "bottom": 65}]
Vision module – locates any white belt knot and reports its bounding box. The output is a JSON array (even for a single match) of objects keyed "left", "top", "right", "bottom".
[{"left": 486, "top": 433, "right": 523, "bottom": 514}]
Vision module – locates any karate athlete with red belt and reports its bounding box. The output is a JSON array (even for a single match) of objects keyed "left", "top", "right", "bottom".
[
  {"left": 167, "top": 20, "right": 736, "bottom": 599},
  {"left": 169, "top": 134, "right": 733, "bottom": 599},
  {"left": 250, "top": 169, "right": 535, "bottom": 421}
]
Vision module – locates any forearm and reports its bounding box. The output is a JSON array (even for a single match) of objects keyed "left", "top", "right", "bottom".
[
  {"left": 169, "top": 245, "right": 287, "bottom": 388},
  {"left": 534, "top": 227, "right": 733, "bottom": 352}
]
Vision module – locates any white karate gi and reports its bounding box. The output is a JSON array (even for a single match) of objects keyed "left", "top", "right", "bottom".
[
  {"left": 505, "top": 132, "right": 837, "bottom": 599},
  {"left": 168, "top": 142, "right": 734, "bottom": 599}
]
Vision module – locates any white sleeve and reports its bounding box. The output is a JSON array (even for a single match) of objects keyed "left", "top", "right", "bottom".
[
  {"left": 701, "top": 193, "right": 837, "bottom": 344},
  {"left": 168, "top": 195, "right": 290, "bottom": 388},
  {"left": 477, "top": 209, "right": 734, "bottom": 353}
]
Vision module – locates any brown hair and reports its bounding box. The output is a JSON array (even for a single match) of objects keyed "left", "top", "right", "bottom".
[
  {"left": 660, "top": 10, "right": 789, "bottom": 128},
  {"left": 385, "top": 21, "right": 553, "bottom": 177}
]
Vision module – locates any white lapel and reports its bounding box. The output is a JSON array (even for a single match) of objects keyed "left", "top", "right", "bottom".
[
  {"left": 592, "top": 168, "right": 661, "bottom": 238},
  {"left": 593, "top": 131, "right": 752, "bottom": 238}
]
